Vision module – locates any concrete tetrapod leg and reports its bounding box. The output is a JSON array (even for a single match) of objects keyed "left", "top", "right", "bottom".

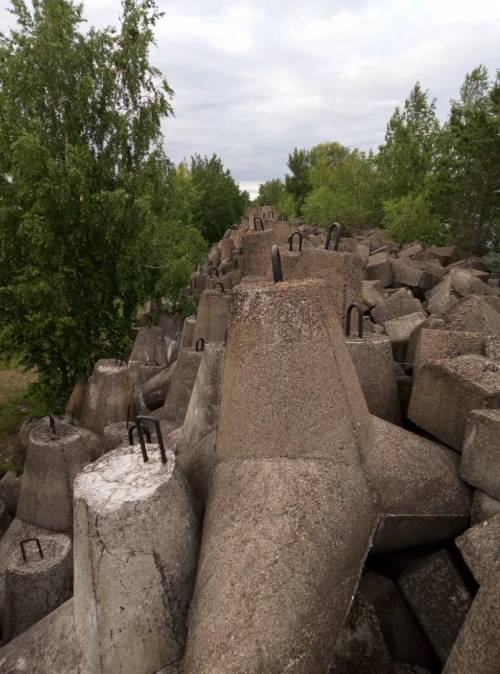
[
  {"left": 241, "top": 229, "right": 273, "bottom": 279},
  {"left": 280, "top": 248, "right": 363, "bottom": 327},
  {"left": 192, "top": 289, "right": 231, "bottom": 345},
  {"left": 156, "top": 347, "right": 203, "bottom": 425},
  {"left": 176, "top": 343, "right": 225, "bottom": 504},
  {"left": 183, "top": 279, "right": 377, "bottom": 674},
  {"left": 16, "top": 418, "right": 101, "bottom": 532},
  {"left": 443, "top": 555, "right": 500, "bottom": 673},
  {"left": 0, "top": 599, "right": 83, "bottom": 674},
  {"left": 366, "top": 417, "right": 471, "bottom": 552},
  {"left": 347, "top": 334, "right": 402, "bottom": 424},
  {"left": 74, "top": 442, "right": 200, "bottom": 674},
  {"left": 3, "top": 534, "right": 73, "bottom": 643},
  {"left": 78, "top": 359, "right": 134, "bottom": 434}
]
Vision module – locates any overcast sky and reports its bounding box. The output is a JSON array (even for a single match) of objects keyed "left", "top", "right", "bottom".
[{"left": 1, "top": 0, "right": 499, "bottom": 197}]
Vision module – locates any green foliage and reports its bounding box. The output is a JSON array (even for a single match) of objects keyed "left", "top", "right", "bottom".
[
  {"left": 303, "top": 148, "right": 383, "bottom": 230},
  {"left": 285, "top": 148, "right": 311, "bottom": 214},
  {"left": 190, "top": 154, "right": 248, "bottom": 243},
  {"left": 431, "top": 66, "right": 500, "bottom": 254},
  {"left": 383, "top": 193, "right": 447, "bottom": 245},
  {"left": 257, "top": 178, "right": 296, "bottom": 218},
  {"left": 0, "top": 0, "right": 174, "bottom": 404},
  {"left": 377, "top": 83, "right": 440, "bottom": 200}
]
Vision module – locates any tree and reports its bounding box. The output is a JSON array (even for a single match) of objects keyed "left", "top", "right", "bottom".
[
  {"left": 190, "top": 154, "right": 248, "bottom": 243},
  {"left": 303, "top": 148, "right": 383, "bottom": 230},
  {"left": 0, "top": 0, "right": 174, "bottom": 405},
  {"left": 431, "top": 66, "right": 500, "bottom": 253},
  {"left": 377, "top": 83, "right": 440, "bottom": 200},
  {"left": 257, "top": 178, "right": 296, "bottom": 217},
  {"left": 285, "top": 148, "right": 311, "bottom": 214},
  {"left": 383, "top": 193, "right": 447, "bottom": 245}
]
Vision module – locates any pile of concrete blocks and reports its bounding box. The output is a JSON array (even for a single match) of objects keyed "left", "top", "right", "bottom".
[{"left": 1, "top": 212, "right": 500, "bottom": 673}]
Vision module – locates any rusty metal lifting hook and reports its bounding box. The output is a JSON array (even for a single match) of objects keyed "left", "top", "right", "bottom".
[
  {"left": 345, "top": 303, "right": 364, "bottom": 339},
  {"left": 325, "top": 223, "right": 342, "bottom": 251},
  {"left": 288, "top": 231, "right": 303, "bottom": 252}
]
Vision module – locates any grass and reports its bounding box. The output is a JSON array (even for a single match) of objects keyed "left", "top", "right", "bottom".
[{"left": 0, "top": 358, "right": 43, "bottom": 472}]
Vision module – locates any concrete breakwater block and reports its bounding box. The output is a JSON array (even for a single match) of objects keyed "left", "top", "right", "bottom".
[
  {"left": 156, "top": 346, "right": 203, "bottom": 425},
  {"left": 74, "top": 442, "right": 200, "bottom": 674},
  {"left": 3, "top": 533, "right": 72, "bottom": 643},
  {"left": 78, "top": 359, "right": 134, "bottom": 434},
  {"left": 192, "top": 289, "right": 231, "bottom": 345},
  {"left": 17, "top": 418, "right": 101, "bottom": 533},
  {"left": 183, "top": 279, "right": 377, "bottom": 674},
  {"left": 241, "top": 228, "right": 273, "bottom": 279}
]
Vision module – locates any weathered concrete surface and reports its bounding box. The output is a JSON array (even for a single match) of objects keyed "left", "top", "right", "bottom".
[
  {"left": 17, "top": 419, "right": 101, "bottom": 532},
  {"left": 0, "top": 599, "right": 83, "bottom": 673},
  {"left": 367, "top": 251, "right": 393, "bottom": 288},
  {"left": 79, "top": 359, "right": 134, "bottom": 434},
  {"left": 141, "top": 361, "right": 177, "bottom": 409},
  {"left": 426, "top": 276, "right": 459, "bottom": 316},
  {"left": 460, "top": 409, "right": 500, "bottom": 499},
  {"left": 443, "top": 556, "right": 500, "bottom": 673},
  {"left": 366, "top": 417, "right": 471, "bottom": 552},
  {"left": 413, "top": 329, "right": 485, "bottom": 374},
  {"left": 408, "top": 356, "right": 500, "bottom": 451},
  {"left": 129, "top": 326, "right": 168, "bottom": 366},
  {"left": 455, "top": 514, "right": 500, "bottom": 585},
  {"left": 362, "top": 279, "right": 385, "bottom": 310},
  {"left": 74, "top": 444, "right": 200, "bottom": 674},
  {"left": 0, "top": 473, "right": 20, "bottom": 520},
  {"left": 280, "top": 248, "right": 363, "bottom": 327},
  {"left": 384, "top": 311, "right": 428, "bottom": 363},
  {"left": 398, "top": 550, "right": 473, "bottom": 664},
  {"left": 156, "top": 348, "right": 203, "bottom": 425},
  {"left": 180, "top": 316, "right": 196, "bottom": 349},
  {"left": 102, "top": 420, "right": 132, "bottom": 453},
  {"left": 347, "top": 335, "right": 402, "bottom": 424},
  {"left": 359, "top": 571, "right": 436, "bottom": 670},
  {"left": 328, "top": 592, "right": 392, "bottom": 673},
  {"left": 176, "top": 344, "right": 225, "bottom": 503},
  {"left": 372, "top": 288, "right": 424, "bottom": 326},
  {"left": 192, "top": 289, "right": 231, "bottom": 345},
  {"left": 446, "top": 295, "right": 500, "bottom": 333},
  {"left": 241, "top": 229, "right": 273, "bottom": 279},
  {"left": 471, "top": 490, "right": 500, "bottom": 524},
  {"left": 183, "top": 458, "right": 376, "bottom": 674},
  {"left": 3, "top": 533, "right": 72, "bottom": 643},
  {"left": 0, "top": 499, "right": 12, "bottom": 539},
  {"left": 183, "top": 279, "right": 377, "bottom": 674},
  {"left": 217, "top": 280, "right": 374, "bottom": 461},
  {"left": 0, "top": 518, "right": 69, "bottom": 628}
]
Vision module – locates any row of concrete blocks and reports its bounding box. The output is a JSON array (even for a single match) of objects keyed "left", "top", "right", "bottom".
[{"left": 0, "top": 276, "right": 484, "bottom": 673}]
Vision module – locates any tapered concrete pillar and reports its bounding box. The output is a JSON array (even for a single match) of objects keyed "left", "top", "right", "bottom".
[
  {"left": 192, "top": 289, "right": 231, "bottom": 345},
  {"left": 180, "top": 316, "right": 196, "bottom": 349},
  {"left": 79, "top": 359, "right": 134, "bottom": 434},
  {"left": 280, "top": 248, "right": 363, "bottom": 327},
  {"left": 3, "top": 534, "right": 72, "bottom": 643},
  {"left": 241, "top": 229, "right": 273, "bottom": 279},
  {"left": 157, "top": 347, "right": 203, "bottom": 425},
  {"left": 17, "top": 418, "right": 101, "bottom": 532},
  {"left": 74, "top": 442, "right": 200, "bottom": 674},
  {"left": 177, "top": 343, "right": 225, "bottom": 503},
  {"left": 183, "top": 279, "right": 377, "bottom": 674}
]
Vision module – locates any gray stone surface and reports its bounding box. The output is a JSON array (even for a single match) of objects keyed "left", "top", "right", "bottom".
[
  {"left": 366, "top": 417, "right": 471, "bottom": 552},
  {"left": 408, "top": 355, "right": 500, "bottom": 451},
  {"left": 460, "top": 409, "right": 500, "bottom": 499},
  {"left": 141, "top": 361, "right": 177, "bottom": 408},
  {"left": 157, "top": 347, "right": 203, "bottom": 425},
  {"left": 413, "top": 328, "right": 485, "bottom": 374},
  {"left": 455, "top": 514, "right": 500, "bottom": 585},
  {"left": 359, "top": 571, "right": 435, "bottom": 670},
  {"left": 192, "top": 289, "right": 231, "bottom": 345},
  {"left": 425, "top": 276, "right": 459, "bottom": 316},
  {"left": 17, "top": 419, "right": 101, "bottom": 532},
  {"left": 347, "top": 335, "right": 402, "bottom": 424},
  {"left": 384, "top": 311, "right": 428, "bottom": 363},
  {"left": 79, "top": 359, "right": 134, "bottom": 434},
  {"left": 74, "top": 443, "right": 200, "bottom": 674},
  {"left": 176, "top": 344, "right": 225, "bottom": 503},
  {"left": 367, "top": 251, "right": 393, "bottom": 288},
  {"left": 3, "top": 533, "right": 73, "bottom": 643},
  {"left": 446, "top": 295, "right": 500, "bottom": 333},
  {"left": 328, "top": 591, "right": 392, "bottom": 673},
  {"left": 371, "top": 289, "right": 424, "bottom": 326},
  {"left": 443, "top": 555, "right": 500, "bottom": 673},
  {"left": 183, "top": 458, "right": 376, "bottom": 674},
  {"left": 0, "top": 599, "right": 82, "bottom": 673},
  {"left": 362, "top": 279, "right": 385, "bottom": 310},
  {"left": 471, "top": 489, "right": 500, "bottom": 524},
  {"left": 398, "top": 549, "right": 473, "bottom": 664}
]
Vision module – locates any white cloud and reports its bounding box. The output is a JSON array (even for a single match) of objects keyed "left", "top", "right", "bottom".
[{"left": 0, "top": 0, "right": 498, "bottom": 187}]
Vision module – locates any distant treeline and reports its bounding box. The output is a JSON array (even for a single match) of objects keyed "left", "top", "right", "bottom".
[{"left": 256, "top": 67, "right": 499, "bottom": 256}]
